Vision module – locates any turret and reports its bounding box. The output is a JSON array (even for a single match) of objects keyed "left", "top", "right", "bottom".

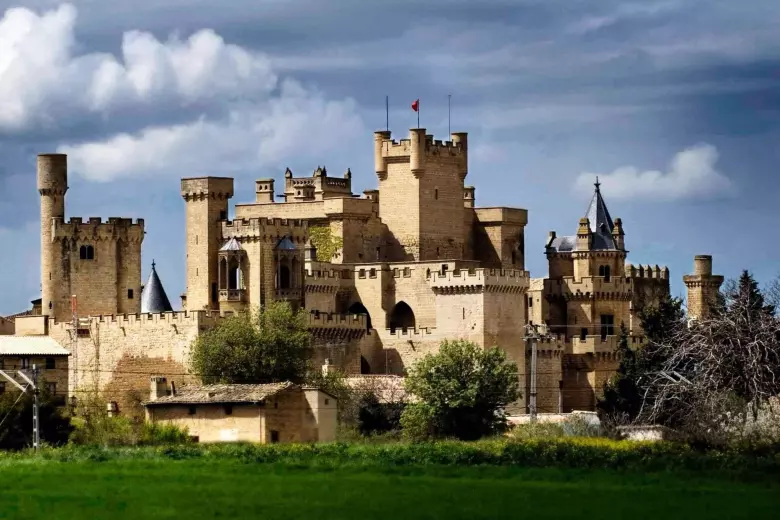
[
  {"left": 463, "top": 186, "right": 475, "bottom": 208},
  {"left": 612, "top": 217, "right": 625, "bottom": 250},
  {"left": 374, "top": 130, "right": 391, "bottom": 179},
  {"left": 38, "top": 154, "right": 68, "bottom": 317},
  {"left": 255, "top": 178, "right": 275, "bottom": 203},
  {"left": 576, "top": 218, "right": 591, "bottom": 251},
  {"left": 451, "top": 132, "right": 468, "bottom": 180},
  {"left": 683, "top": 255, "right": 724, "bottom": 320},
  {"left": 409, "top": 128, "right": 426, "bottom": 177},
  {"left": 181, "top": 177, "right": 235, "bottom": 311}
]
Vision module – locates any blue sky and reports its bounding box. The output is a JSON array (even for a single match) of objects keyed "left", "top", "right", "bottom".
[{"left": 1, "top": 0, "right": 779, "bottom": 315}]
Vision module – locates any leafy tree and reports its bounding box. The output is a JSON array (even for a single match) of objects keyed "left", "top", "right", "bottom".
[
  {"left": 191, "top": 302, "right": 313, "bottom": 384},
  {"left": 0, "top": 387, "right": 73, "bottom": 450},
  {"left": 400, "top": 340, "right": 520, "bottom": 441}
]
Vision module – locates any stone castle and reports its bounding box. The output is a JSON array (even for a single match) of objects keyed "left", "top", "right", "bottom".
[{"left": 4, "top": 128, "right": 723, "bottom": 417}]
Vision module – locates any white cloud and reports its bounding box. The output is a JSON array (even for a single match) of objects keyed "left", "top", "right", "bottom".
[
  {"left": 60, "top": 79, "right": 364, "bottom": 181},
  {"left": 0, "top": 3, "right": 365, "bottom": 180},
  {"left": 574, "top": 143, "right": 733, "bottom": 201}
]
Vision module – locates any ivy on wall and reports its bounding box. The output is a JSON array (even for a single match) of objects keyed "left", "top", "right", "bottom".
[{"left": 309, "top": 225, "right": 343, "bottom": 261}]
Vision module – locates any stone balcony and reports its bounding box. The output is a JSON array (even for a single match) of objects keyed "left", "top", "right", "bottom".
[{"left": 218, "top": 289, "right": 246, "bottom": 302}]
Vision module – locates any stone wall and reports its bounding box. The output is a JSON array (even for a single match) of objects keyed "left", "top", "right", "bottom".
[{"left": 148, "top": 403, "right": 263, "bottom": 443}]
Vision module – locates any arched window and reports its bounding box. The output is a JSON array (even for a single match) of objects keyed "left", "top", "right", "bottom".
[
  {"left": 80, "top": 245, "right": 95, "bottom": 260},
  {"left": 219, "top": 258, "right": 228, "bottom": 290},
  {"left": 87, "top": 245, "right": 94, "bottom": 260},
  {"left": 348, "top": 302, "right": 372, "bottom": 331},
  {"left": 279, "top": 264, "right": 291, "bottom": 289},
  {"left": 599, "top": 265, "right": 611, "bottom": 282},
  {"left": 79, "top": 246, "right": 87, "bottom": 260},
  {"left": 389, "top": 301, "right": 416, "bottom": 332},
  {"left": 228, "top": 258, "right": 240, "bottom": 290},
  {"left": 360, "top": 356, "right": 371, "bottom": 375}
]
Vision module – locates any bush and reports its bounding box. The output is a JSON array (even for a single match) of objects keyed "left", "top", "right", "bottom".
[
  {"left": 68, "top": 394, "right": 190, "bottom": 447},
  {"left": 402, "top": 340, "right": 520, "bottom": 441},
  {"left": 0, "top": 389, "right": 73, "bottom": 450}
]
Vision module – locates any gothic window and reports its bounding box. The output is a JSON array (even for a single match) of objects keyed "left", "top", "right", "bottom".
[
  {"left": 599, "top": 265, "right": 611, "bottom": 282},
  {"left": 580, "top": 328, "right": 587, "bottom": 341},
  {"left": 389, "top": 301, "right": 416, "bottom": 333},
  {"left": 228, "top": 258, "right": 241, "bottom": 290},
  {"left": 79, "top": 245, "right": 95, "bottom": 260},
  {"left": 279, "top": 264, "right": 291, "bottom": 289}
]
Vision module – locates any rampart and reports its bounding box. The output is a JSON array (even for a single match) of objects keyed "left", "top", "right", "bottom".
[
  {"left": 626, "top": 264, "right": 669, "bottom": 280},
  {"left": 220, "top": 217, "right": 308, "bottom": 240},
  {"left": 543, "top": 276, "right": 633, "bottom": 300},
  {"left": 428, "top": 267, "right": 529, "bottom": 294},
  {"left": 52, "top": 217, "right": 145, "bottom": 242}
]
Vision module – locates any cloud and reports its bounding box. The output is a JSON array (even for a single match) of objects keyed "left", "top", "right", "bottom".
[
  {"left": 574, "top": 143, "right": 733, "bottom": 201},
  {"left": 59, "top": 80, "right": 364, "bottom": 181},
  {"left": 0, "top": 3, "right": 364, "bottom": 180}
]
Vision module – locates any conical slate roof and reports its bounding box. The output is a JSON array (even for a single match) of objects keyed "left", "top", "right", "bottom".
[
  {"left": 141, "top": 261, "right": 173, "bottom": 313},
  {"left": 583, "top": 178, "right": 616, "bottom": 250}
]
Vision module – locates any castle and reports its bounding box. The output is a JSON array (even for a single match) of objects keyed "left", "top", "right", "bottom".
[{"left": 3, "top": 128, "right": 723, "bottom": 417}]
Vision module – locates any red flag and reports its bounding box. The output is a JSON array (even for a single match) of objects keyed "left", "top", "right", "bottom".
[{"left": 411, "top": 99, "right": 419, "bottom": 112}]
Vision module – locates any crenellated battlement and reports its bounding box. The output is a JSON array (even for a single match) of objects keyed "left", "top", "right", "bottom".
[
  {"left": 221, "top": 217, "right": 308, "bottom": 240},
  {"left": 625, "top": 263, "right": 669, "bottom": 280},
  {"left": 180, "top": 177, "right": 235, "bottom": 201},
  {"left": 544, "top": 276, "right": 634, "bottom": 300},
  {"left": 428, "top": 267, "right": 529, "bottom": 294},
  {"left": 386, "top": 326, "right": 435, "bottom": 338},
  {"left": 568, "top": 334, "right": 646, "bottom": 355},
  {"left": 52, "top": 217, "right": 145, "bottom": 242},
  {"left": 374, "top": 128, "right": 468, "bottom": 179},
  {"left": 308, "top": 311, "right": 366, "bottom": 330}
]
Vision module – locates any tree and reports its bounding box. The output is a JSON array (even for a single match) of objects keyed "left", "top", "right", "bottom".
[
  {"left": 400, "top": 340, "right": 520, "bottom": 441},
  {"left": 0, "top": 388, "right": 73, "bottom": 450},
  {"left": 190, "top": 302, "right": 313, "bottom": 384},
  {"left": 597, "top": 294, "right": 685, "bottom": 427},
  {"left": 640, "top": 277, "right": 780, "bottom": 447}
]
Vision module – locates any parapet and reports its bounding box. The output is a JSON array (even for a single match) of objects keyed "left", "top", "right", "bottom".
[
  {"left": 52, "top": 217, "right": 145, "bottom": 242},
  {"left": 374, "top": 128, "right": 467, "bottom": 179},
  {"left": 693, "top": 255, "right": 713, "bottom": 276},
  {"left": 625, "top": 263, "right": 669, "bottom": 280},
  {"left": 307, "top": 312, "right": 367, "bottom": 332},
  {"left": 181, "top": 177, "right": 235, "bottom": 201},
  {"left": 474, "top": 207, "right": 528, "bottom": 226},
  {"left": 221, "top": 217, "right": 308, "bottom": 240},
  {"left": 428, "top": 267, "right": 529, "bottom": 294},
  {"left": 683, "top": 254, "right": 724, "bottom": 287},
  {"left": 323, "top": 196, "right": 374, "bottom": 218},
  {"left": 48, "top": 309, "right": 230, "bottom": 330}
]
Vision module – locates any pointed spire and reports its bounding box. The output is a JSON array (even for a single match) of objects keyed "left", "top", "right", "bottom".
[
  {"left": 583, "top": 177, "right": 616, "bottom": 250},
  {"left": 141, "top": 261, "right": 173, "bottom": 313}
]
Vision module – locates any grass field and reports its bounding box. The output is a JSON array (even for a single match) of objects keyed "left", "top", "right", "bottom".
[{"left": 0, "top": 459, "right": 778, "bottom": 519}]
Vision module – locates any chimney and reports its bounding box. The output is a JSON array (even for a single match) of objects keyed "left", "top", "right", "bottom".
[{"left": 150, "top": 376, "right": 168, "bottom": 400}]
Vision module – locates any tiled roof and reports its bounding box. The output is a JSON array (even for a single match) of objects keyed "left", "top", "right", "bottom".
[
  {"left": 145, "top": 382, "right": 293, "bottom": 406},
  {"left": 0, "top": 336, "right": 70, "bottom": 356},
  {"left": 140, "top": 261, "right": 173, "bottom": 313},
  {"left": 549, "top": 235, "right": 576, "bottom": 252},
  {"left": 3, "top": 310, "right": 32, "bottom": 323}
]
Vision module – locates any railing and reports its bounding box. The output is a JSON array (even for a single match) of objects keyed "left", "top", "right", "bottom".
[{"left": 218, "top": 289, "right": 246, "bottom": 302}]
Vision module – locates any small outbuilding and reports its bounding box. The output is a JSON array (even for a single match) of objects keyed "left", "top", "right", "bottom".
[{"left": 143, "top": 377, "right": 338, "bottom": 444}]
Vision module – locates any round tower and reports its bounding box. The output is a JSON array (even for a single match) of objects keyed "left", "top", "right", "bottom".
[
  {"left": 374, "top": 130, "right": 390, "bottom": 177},
  {"left": 37, "top": 154, "right": 68, "bottom": 317}
]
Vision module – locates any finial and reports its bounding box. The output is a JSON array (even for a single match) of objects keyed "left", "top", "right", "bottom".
[
  {"left": 152, "top": 259, "right": 156, "bottom": 270},
  {"left": 344, "top": 168, "right": 352, "bottom": 179},
  {"left": 594, "top": 176, "right": 601, "bottom": 192}
]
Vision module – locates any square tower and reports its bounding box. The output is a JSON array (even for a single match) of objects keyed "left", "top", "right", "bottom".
[{"left": 374, "top": 129, "right": 468, "bottom": 261}]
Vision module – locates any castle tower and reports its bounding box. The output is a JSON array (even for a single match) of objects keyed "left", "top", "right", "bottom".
[
  {"left": 374, "top": 128, "right": 468, "bottom": 261},
  {"left": 181, "top": 177, "right": 234, "bottom": 311},
  {"left": 38, "top": 154, "right": 68, "bottom": 318},
  {"left": 38, "top": 154, "right": 144, "bottom": 322},
  {"left": 683, "top": 255, "right": 724, "bottom": 320}
]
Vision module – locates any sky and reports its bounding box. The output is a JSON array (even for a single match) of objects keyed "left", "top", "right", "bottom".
[{"left": 1, "top": 0, "right": 779, "bottom": 315}]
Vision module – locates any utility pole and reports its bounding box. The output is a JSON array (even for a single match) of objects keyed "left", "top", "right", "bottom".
[
  {"left": 523, "top": 323, "right": 552, "bottom": 423},
  {"left": 2, "top": 365, "right": 40, "bottom": 451}
]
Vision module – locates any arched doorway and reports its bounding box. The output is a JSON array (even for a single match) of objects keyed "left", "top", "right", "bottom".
[
  {"left": 360, "top": 356, "right": 371, "bottom": 374},
  {"left": 389, "top": 301, "right": 416, "bottom": 332},
  {"left": 348, "top": 301, "right": 372, "bottom": 330}
]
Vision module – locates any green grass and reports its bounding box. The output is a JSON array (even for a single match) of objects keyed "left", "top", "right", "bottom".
[
  {"left": 1, "top": 439, "right": 778, "bottom": 519},
  {"left": 0, "top": 459, "right": 778, "bottom": 519}
]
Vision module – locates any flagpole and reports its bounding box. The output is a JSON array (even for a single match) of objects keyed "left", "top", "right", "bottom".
[
  {"left": 385, "top": 95, "right": 389, "bottom": 132},
  {"left": 448, "top": 94, "right": 451, "bottom": 135},
  {"left": 417, "top": 99, "right": 420, "bottom": 128}
]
